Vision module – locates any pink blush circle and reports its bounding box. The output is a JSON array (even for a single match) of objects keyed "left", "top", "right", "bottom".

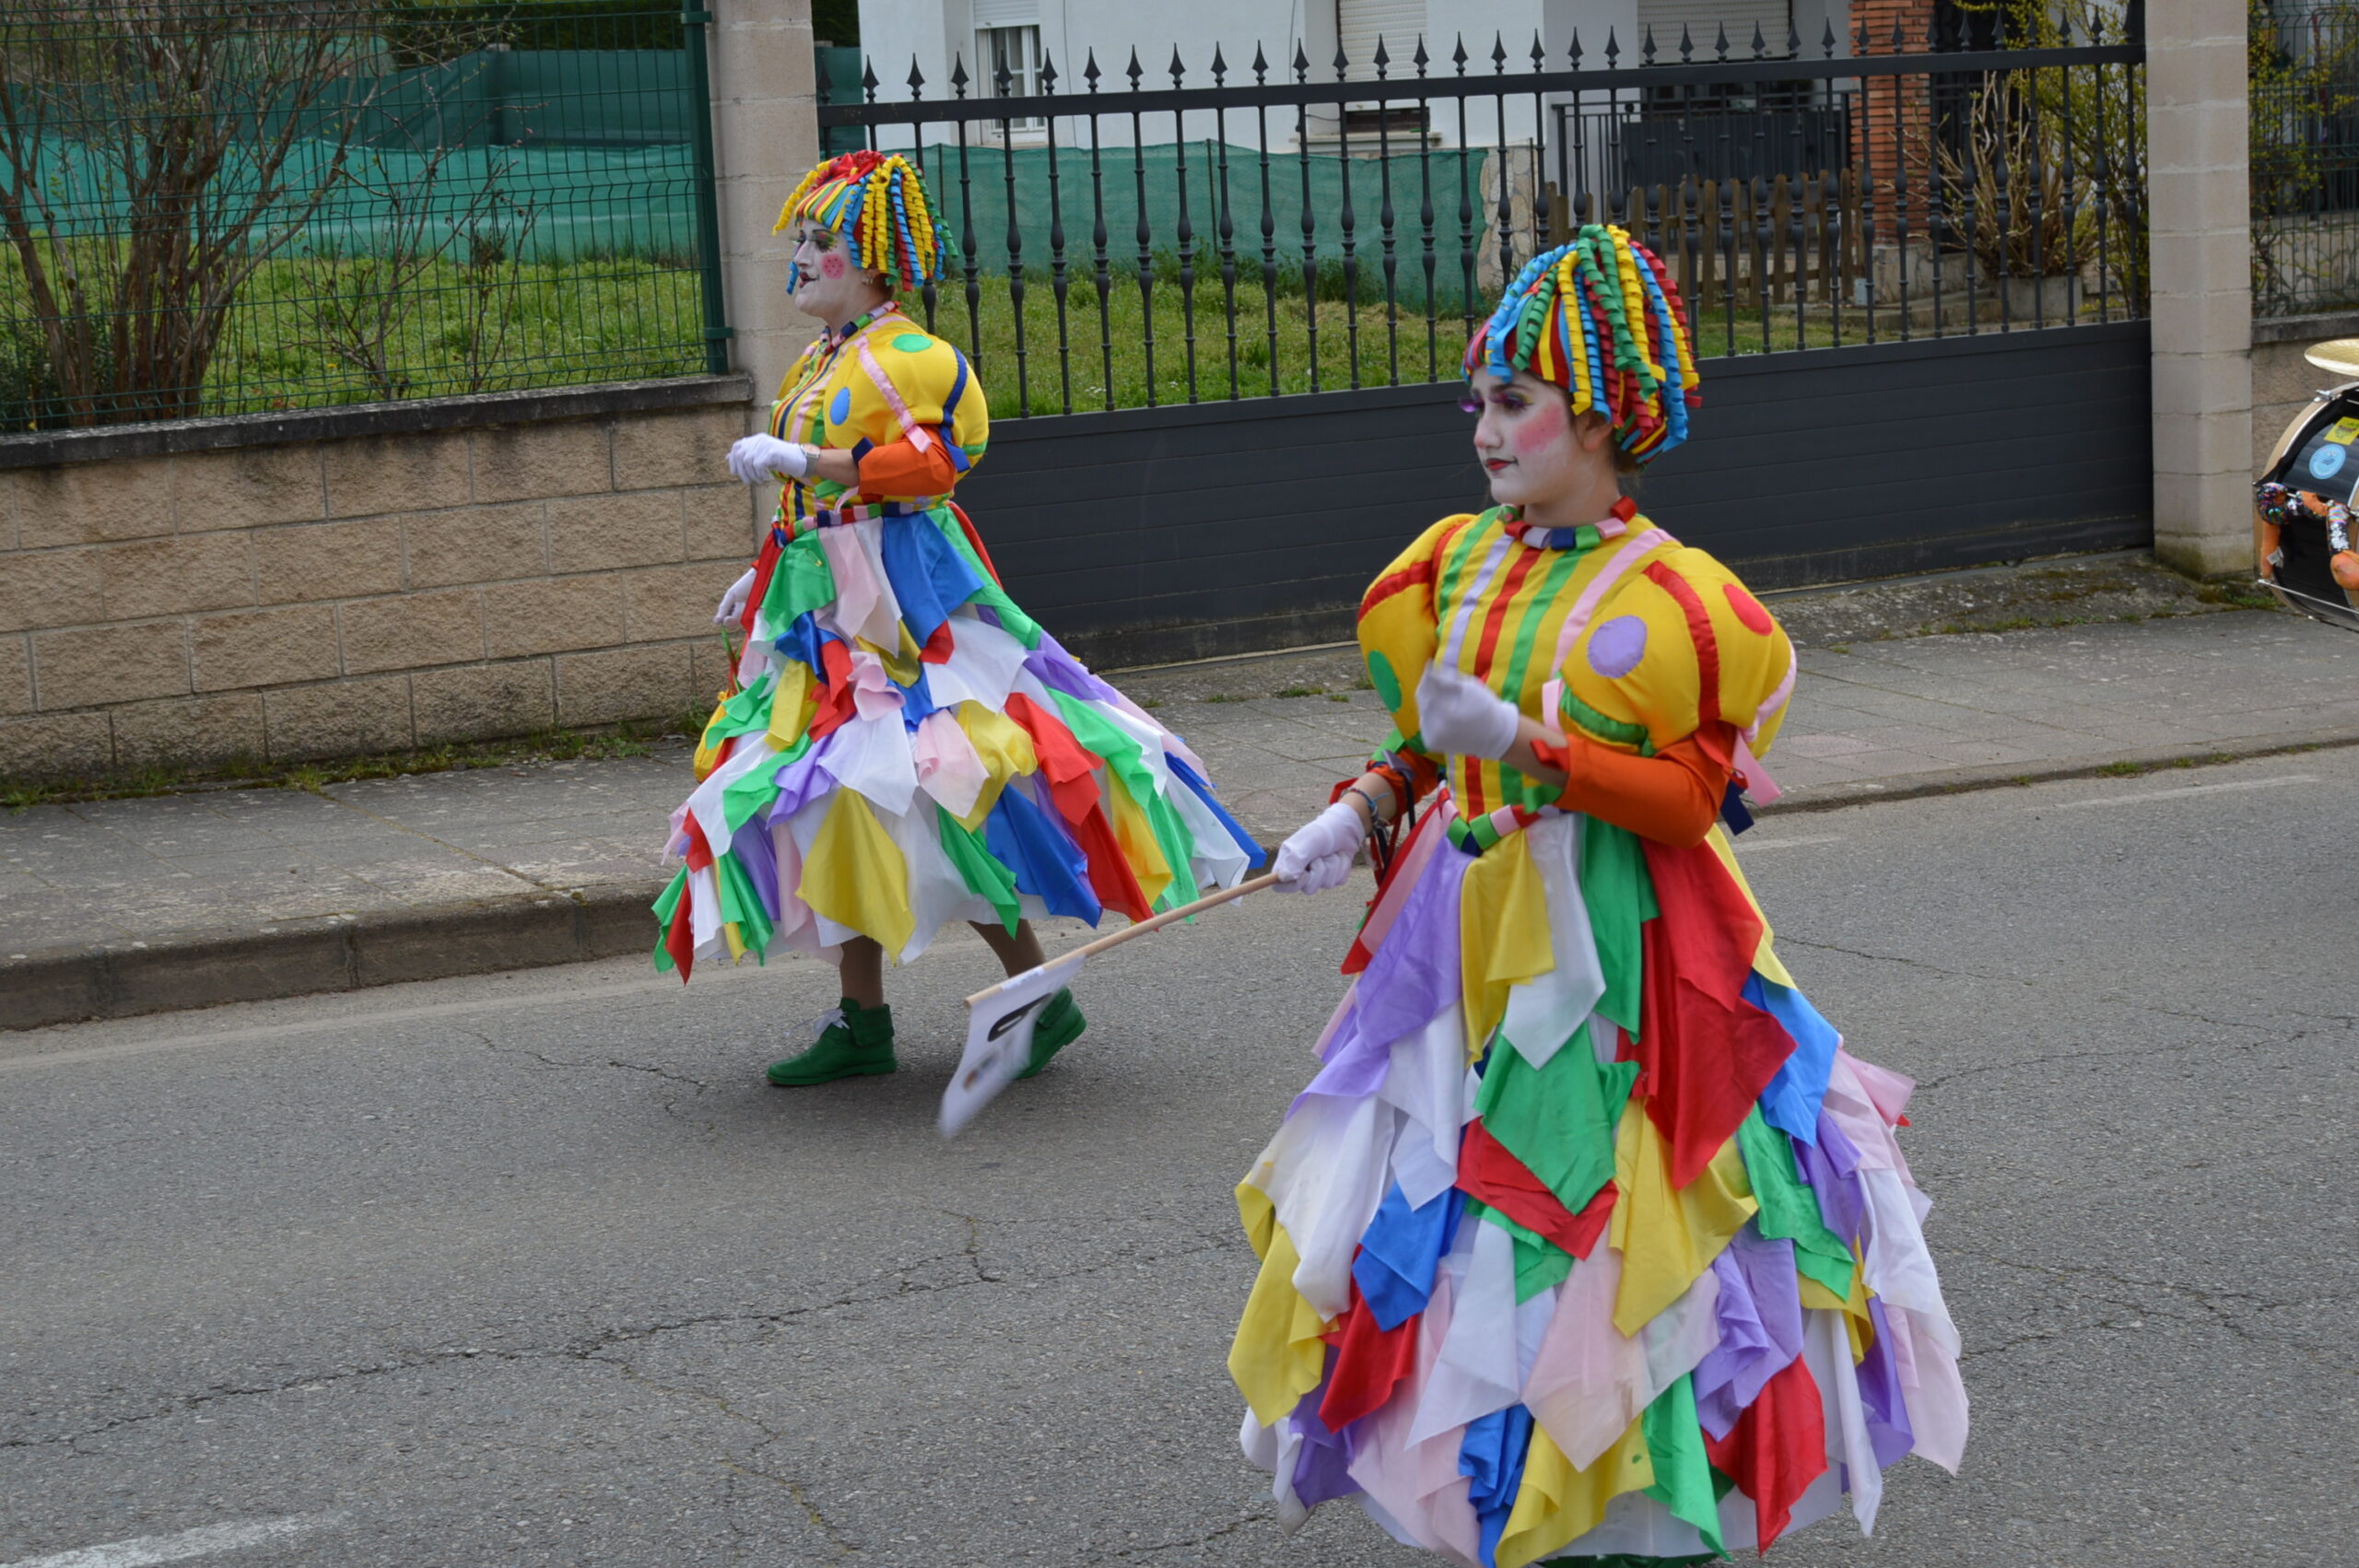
[{"left": 819, "top": 253, "right": 847, "bottom": 279}]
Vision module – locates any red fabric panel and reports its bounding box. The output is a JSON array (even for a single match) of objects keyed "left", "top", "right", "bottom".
[
  {"left": 1319, "top": 1275, "right": 1422, "bottom": 1431},
  {"left": 1003, "top": 692, "right": 1152, "bottom": 923},
  {"left": 1069, "top": 801, "right": 1154, "bottom": 924},
  {"left": 1360, "top": 556, "right": 1436, "bottom": 616},
  {"left": 1702, "top": 1352, "right": 1829, "bottom": 1553},
  {"left": 805, "top": 640, "right": 859, "bottom": 741},
  {"left": 1642, "top": 560, "right": 1723, "bottom": 727},
  {"left": 854, "top": 429, "right": 963, "bottom": 499},
  {"left": 682, "top": 815, "right": 715, "bottom": 873},
  {"left": 1459, "top": 1119, "right": 1616, "bottom": 1259},
  {"left": 738, "top": 528, "right": 784, "bottom": 640},
  {"left": 946, "top": 502, "right": 1003, "bottom": 585},
  {"left": 919, "top": 620, "right": 957, "bottom": 664},
  {"left": 663, "top": 882, "right": 697, "bottom": 983},
  {"left": 1630, "top": 837, "right": 1795, "bottom": 1188}
]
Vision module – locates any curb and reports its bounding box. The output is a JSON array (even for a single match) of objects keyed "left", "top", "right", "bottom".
[{"left": 12, "top": 724, "right": 2359, "bottom": 1034}]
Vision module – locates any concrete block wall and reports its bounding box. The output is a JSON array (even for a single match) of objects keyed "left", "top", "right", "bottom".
[{"left": 0, "top": 380, "right": 761, "bottom": 780}]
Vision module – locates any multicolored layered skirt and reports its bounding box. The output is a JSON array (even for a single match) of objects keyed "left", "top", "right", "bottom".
[
  {"left": 1229, "top": 797, "right": 1964, "bottom": 1565},
  {"left": 653, "top": 499, "right": 1262, "bottom": 976}
]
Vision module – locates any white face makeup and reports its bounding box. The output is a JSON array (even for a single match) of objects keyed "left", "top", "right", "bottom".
[
  {"left": 1466, "top": 367, "right": 1595, "bottom": 509},
  {"left": 786, "top": 222, "right": 889, "bottom": 328}
]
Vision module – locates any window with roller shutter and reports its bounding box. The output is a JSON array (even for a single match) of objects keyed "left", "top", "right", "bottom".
[
  {"left": 1336, "top": 0, "right": 1426, "bottom": 76},
  {"left": 1637, "top": 0, "right": 1794, "bottom": 56}
]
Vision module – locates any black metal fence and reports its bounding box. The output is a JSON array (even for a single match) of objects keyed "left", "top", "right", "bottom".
[
  {"left": 2254, "top": 2, "right": 2359, "bottom": 315},
  {"left": 823, "top": 15, "right": 2147, "bottom": 417}
]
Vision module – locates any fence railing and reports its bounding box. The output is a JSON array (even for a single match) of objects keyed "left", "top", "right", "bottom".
[
  {"left": 2254, "top": 2, "right": 2359, "bottom": 316},
  {"left": 0, "top": 1, "right": 725, "bottom": 430},
  {"left": 824, "top": 18, "right": 2148, "bottom": 416}
]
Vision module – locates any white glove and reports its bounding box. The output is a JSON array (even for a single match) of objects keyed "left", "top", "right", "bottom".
[
  {"left": 727, "top": 434, "right": 810, "bottom": 485},
  {"left": 1414, "top": 661, "right": 1523, "bottom": 760},
  {"left": 1273, "top": 798, "right": 1367, "bottom": 895},
  {"left": 714, "top": 566, "right": 757, "bottom": 626}
]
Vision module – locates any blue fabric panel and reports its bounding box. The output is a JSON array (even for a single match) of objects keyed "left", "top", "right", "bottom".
[
  {"left": 1751, "top": 974, "right": 1841, "bottom": 1146},
  {"left": 1458, "top": 1403, "right": 1535, "bottom": 1567},
  {"left": 984, "top": 784, "right": 1103, "bottom": 925},
  {"left": 877, "top": 512, "right": 989, "bottom": 646},
  {"left": 1352, "top": 1183, "right": 1465, "bottom": 1332}
]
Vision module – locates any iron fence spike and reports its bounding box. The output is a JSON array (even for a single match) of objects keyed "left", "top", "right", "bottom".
[
  {"left": 1714, "top": 22, "right": 1729, "bottom": 60},
  {"left": 1679, "top": 23, "right": 1693, "bottom": 62}
]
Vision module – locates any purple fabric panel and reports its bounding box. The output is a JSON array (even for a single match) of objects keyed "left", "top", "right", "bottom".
[
  {"left": 1286, "top": 1357, "right": 1363, "bottom": 1507},
  {"left": 1858, "top": 1295, "right": 1916, "bottom": 1469},
  {"left": 1352, "top": 844, "right": 1467, "bottom": 1051},
  {"left": 1027, "top": 633, "right": 1125, "bottom": 705},
  {"left": 1290, "top": 1000, "right": 1394, "bottom": 1113},
  {"left": 732, "top": 814, "right": 783, "bottom": 919},
  {"left": 1795, "top": 1112, "right": 1867, "bottom": 1246},
  {"left": 1694, "top": 1227, "right": 1805, "bottom": 1439},
  {"left": 763, "top": 736, "right": 843, "bottom": 825}
]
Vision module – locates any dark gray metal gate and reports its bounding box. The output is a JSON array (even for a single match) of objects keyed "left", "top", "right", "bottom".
[{"left": 962, "top": 322, "right": 2153, "bottom": 667}]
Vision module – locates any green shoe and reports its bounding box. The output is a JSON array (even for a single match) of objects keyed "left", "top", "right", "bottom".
[
  {"left": 1014, "top": 988, "right": 1085, "bottom": 1079},
  {"left": 767, "top": 999, "right": 896, "bottom": 1086}
]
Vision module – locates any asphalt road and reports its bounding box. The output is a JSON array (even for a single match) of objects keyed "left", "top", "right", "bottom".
[{"left": 4, "top": 752, "right": 2355, "bottom": 1568}]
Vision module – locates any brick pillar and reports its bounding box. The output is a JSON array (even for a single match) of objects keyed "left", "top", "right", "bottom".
[
  {"left": 707, "top": 0, "right": 823, "bottom": 405},
  {"left": 2147, "top": 0, "right": 2253, "bottom": 577}
]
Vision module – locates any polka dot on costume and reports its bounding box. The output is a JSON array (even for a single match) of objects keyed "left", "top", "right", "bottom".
[
  {"left": 1366, "top": 649, "right": 1402, "bottom": 708},
  {"left": 1587, "top": 615, "right": 1648, "bottom": 678},
  {"left": 828, "top": 387, "right": 851, "bottom": 426},
  {"left": 892, "top": 333, "right": 932, "bottom": 353},
  {"left": 1724, "top": 582, "right": 1774, "bottom": 635}
]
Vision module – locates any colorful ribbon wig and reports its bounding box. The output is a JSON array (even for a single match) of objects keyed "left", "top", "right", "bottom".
[
  {"left": 1462, "top": 224, "right": 1702, "bottom": 466},
  {"left": 774, "top": 149, "right": 951, "bottom": 290}
]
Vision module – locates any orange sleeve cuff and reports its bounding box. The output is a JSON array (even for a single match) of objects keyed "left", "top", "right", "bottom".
[
  {"left": 1531, "top": 725, "right": 1734, "bottom": 848},
  {"left": 853, "top": 430, "right": 962, "bottom": 499}
]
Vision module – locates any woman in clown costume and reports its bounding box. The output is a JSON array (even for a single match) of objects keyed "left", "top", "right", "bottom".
[
  {"left": 1227, "top": 227, "right": 1966, "bottom": 1565},
  {"left": 656, "top": 150, "right": 1262, "bottom": 1087}
]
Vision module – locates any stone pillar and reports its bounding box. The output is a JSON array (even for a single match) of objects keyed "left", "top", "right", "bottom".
[
  {"left": 2146, "top": 0, "right": 2253, "bottom": 577},
  {"left": 707, "top": 0, "right": 823, "bottom": 405}
]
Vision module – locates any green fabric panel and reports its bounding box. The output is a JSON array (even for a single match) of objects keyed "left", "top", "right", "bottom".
[
  {"left": 1463, "top": 1199, "right": 1576, "bottom": 1303},
  {"left": 1473, "top": 1024, "right": 1636, "bottom": 1220},
  {"left": 1579, "top": 820, "right": 1657, "bottom": 1038},
  {"left": 650, "top": 866, "right": 689, "bottom": 971},
  {"left": 1435, "top": 505, "right": 1500, "bottom": 625},
  {"left": 1736, "top": 1108, "right": 1858, "bottom": 1301},
  {"left": 1366, "top": 648, "right": 1402, "bottom": 708},
  {"left": 710, "top": 671, "right": 777, "bottom": 741},
  {"left": 761, "top": 535, "right": 837, "bottom": 630},
  {"left": 1560, "top": 685, "right": 1652, "bottom": 751},
  {"left": 937, "top": 807, "right": 1023, "bottom": 934},
  {"left": 1642, "top": 1375, "right": 1724, "bottom": 1556},
  {"left": 712, "top": 849, "right": 773, "bottom": 956},
  {"left": 719, "top": 731, "right": 810, "bottom": 832}
]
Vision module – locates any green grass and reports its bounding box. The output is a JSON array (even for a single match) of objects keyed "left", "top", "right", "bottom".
[{"left": 1, "top": 713, "right": 702, "bottom": 812}]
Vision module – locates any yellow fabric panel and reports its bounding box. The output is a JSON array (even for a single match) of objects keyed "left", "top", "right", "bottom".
[
  {"left": 1495, "top": 1417, "right": 1656, "bottom": 1568},
  {"left": 1106, "top": 771, "right": 1175, "bottom": 910},
  {"left": 1609, "top": 1099, "right": 1759, "bottom": 1336},
  {"left": 796, "top": 790, "right": 918, "bottom": 954},
  {"left": 722, "top": 923, "right": 748, "bottom": 963},
  {"left": 1798, "top": 1246, "right": 1878, "bottom": 1363},
  {"left": 765, "top": 661, "right": 816, "bottom": 750},
  {"left": 1237, "top": 1180, "right": 1278, "bottom": 1261},
  {"left": 1704, "top": 825, "right": 1796, "bottom": 989},
  {"left": 1556, "top": 544, "right": 1795, "bottom": 758},
  {"left": 1226, "top": 1207, "right": 1332, "bottom": 1426},
  {"left": 1457, "top": 825, "right": 1557, "bottom": 1062},
  {"left": 955, "top": 703, "right": 1039, "bottom": 828}
]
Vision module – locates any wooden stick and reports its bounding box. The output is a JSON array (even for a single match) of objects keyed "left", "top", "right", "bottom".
[{"left": 965, "top": 872, "right": 1284, "bottom": 1007}]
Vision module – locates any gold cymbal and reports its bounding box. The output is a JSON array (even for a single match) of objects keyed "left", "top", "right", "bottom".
[{"left": 2306, "top": 337, "right": 2359, "bottom": 376}]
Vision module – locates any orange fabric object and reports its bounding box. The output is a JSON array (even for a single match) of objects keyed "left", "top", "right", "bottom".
[
  {"left": 854, "top": 430, "right": 963, "bottom": 500},
  {"left": 1530, "top": 726, "right": 1734, "bottom": 848}
]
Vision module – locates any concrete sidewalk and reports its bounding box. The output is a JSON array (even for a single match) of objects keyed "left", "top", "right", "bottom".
[{"left": 8, "top": 595, "right": 2359, "bottom": 1029}]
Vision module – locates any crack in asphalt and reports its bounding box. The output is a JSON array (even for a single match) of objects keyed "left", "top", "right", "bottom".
[
  {"left": 1115, "top": 1510, "right": 1263, "bottom": 1557},
  {"left": 463, "top": 1029, "right": 714, "bottom": 1129},
  {"left": 0, "top": 1230, "right": 1241, "bottom": 1457}
]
